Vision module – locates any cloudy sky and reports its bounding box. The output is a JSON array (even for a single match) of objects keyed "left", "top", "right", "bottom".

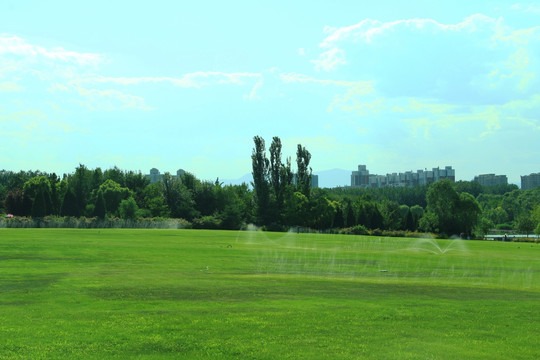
[{"left": 1, "top": 1, "right": 539, "bottom": 186}]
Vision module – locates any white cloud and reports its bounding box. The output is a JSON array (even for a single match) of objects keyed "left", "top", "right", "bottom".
[
  {"left": 74, "top": 86, "right": 153, "bottom": 111},
  {"left": 0, "top": 80, "right": 23, "bottom": 92},
  {"left": 397, "top": 94, "right": 540, "bottom": 143},
  {"left": 311, "top": 46, "right": 346, "bottom": 71},
  {"left": 0, "top": 108, "right": 81, "bottom": 144},
  {"left": 244, "top": 79, "right": 263, "bottom": 101},
  {"left": 0, "top": 34, "right": 103, "bottom": 66},
  {"left": 510, "top": 2, "right": 540, "bottom": 14},
  {"left": 77, "top": 71, "right": 262, "bottom": 88},
  {"left": 314, "top": 15, "right": 501, "bottom": 72},
  {"left": 311, "top": 15, "right": 540, "bottom": 105},
  {"left": 279, "top": 72, "right": 374, "bottom": 89}
]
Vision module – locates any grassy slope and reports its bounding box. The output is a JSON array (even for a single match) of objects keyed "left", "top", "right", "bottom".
[{"left": 0, "top": 229, "right": 539, "bottom": 359}]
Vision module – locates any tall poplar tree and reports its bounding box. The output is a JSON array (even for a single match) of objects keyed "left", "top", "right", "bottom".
[
  {"left": 296, "top": 144, "right": 312, "bottom": 198},
  {"left": 251, "top": 136, "right": 270, "bottom": 225},
  {"left": 269, "top": 137, "right": 283, "bottom": 206}
]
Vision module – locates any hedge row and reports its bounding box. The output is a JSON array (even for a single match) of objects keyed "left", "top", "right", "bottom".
[{"left": 0, "top": 216, "right": 192, "bottom": 229}]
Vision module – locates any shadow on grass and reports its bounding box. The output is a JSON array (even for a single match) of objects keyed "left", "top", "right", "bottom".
[
  {"left": 87, "top": 276, "right": 540, "bottom": 303},
  {"left": 1, "top": 273, "right": 67, "bottom": 291}
]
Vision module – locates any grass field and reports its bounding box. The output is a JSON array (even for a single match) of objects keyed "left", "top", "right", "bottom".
[{"left": 0, "top": 228, "right": 539, "bottom": 359}]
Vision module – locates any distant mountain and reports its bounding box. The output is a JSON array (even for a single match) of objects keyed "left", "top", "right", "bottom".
[
  {"left": 221, "top": 168, "right": 350, "bottom": 189},
  {"left": 221, "top": 173, "right": 253, "bottom": 186}
]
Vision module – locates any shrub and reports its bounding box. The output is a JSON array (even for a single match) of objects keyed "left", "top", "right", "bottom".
[
  {"left": 262, "top": 223, "right": 288, "bottom": 232},
  {"left": 339, "top": 225, "right": 369, "bottom": 235},
  {"left": 496, "top": 222, "right": 514, "bottom": 230},
  {"left": 0, "top": 216, "right": 193, "bottom": 229},
  {"left": 370, "top": 228, "right": 383, "bottom": 236},
  {"left": 192, "top": 216, "right": 222, "bottom": 230},
  {"left": 380, "top": 230, "right": 406, "bottom": 238}
]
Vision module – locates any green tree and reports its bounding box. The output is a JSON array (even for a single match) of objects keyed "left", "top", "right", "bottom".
[
  {"left": 279, "top": 157, "right": 294, "bottom": 194},
  {"left": 251, "top": 136, "right": 270, "bottom": 225},
  {"left": 344, "top": 198, "right": 356, "bottom": 227},
  {"left": 454, "top": 180, "right": 483, "bottom": 197},
  {"left": 230, "top": 183, "right": 254, "bottom": 225},
  {"left": 91, "top": 168, "right": 104, "bottom": 190},
  {"left": 61, "top": 189, "right": 80, "bottom": 217},
  {"left": 476, "top": 217, "right": 494, "bottom": 237},
  {"left": 296, "top": 144, "right": 312, "bottom": 198},
  {"left": 500, "top": 190, "right": 520, "bottom": 221},
  {"left": 216, "top": 186, "right": 244, "bottom": 230},
  {"left": 179, "top": 172, "right": 198, "bottom": 192},
  {"left": 47, "top": 173, "right": 61, "bottom": 215},
  {"left": 456, "top": 192, "right": 481, "bottom": 236},
  {"left": 484, "top": 206, "right": 509, "bottom": 225},
  {"left": 426, "top": 180, "right": 460, "bottom": 235},
  {"left": 399, "top": 204, "right": 410, "bottom": 221},
  {"left": 70, "top": 164, "right": 93, "bottom": 215},
  {"left": 119, "top": 197, "right": 139, "bottom": 220},
  {"left": 104, "top": 166, "right": 125, "bottom": 187},
  {"left": 356, "top": 201, "right": 370, "bottom": 228},
  {"left": 309, "top": 192, "right": 336, "bottom": 229},
  {"left": 269, "top": 137, "right": 283, "bottom": 202},
  {"left": 410, "top": 205, "right": 424, "bottom": 229},
  {"left": 269, "top": 136, "right": 285, "bottom": 223},
  {"left": 381, "top": 200, "right": 402, "bottom": 230},
  {"left": 532, "top": 204, "right": 540, "bottom": 224},
  {"left": 357, "top": 198, "right": 383, "bottom": 230},
  {"left": 284, "top": 191, "right": 310, "bottom": 227},
  {"left": 6, "top": 171, "right": 33, "bottom": 192},
  {"left": 93, "top": 190, "right": 106, "bottom": 219},
  {"left": 516, "top": 215, "right": 536, "bottom": 237},
  {"left": 98, "top": 179, "right": 131, "bottom": 215},
  {"left": 405, "top": 209, "right": 415, "bottom": 231},
  {"left": 142, "top": 183, "right": 170, "bottom": 218},
  {"left": 194, "top": 181, "right": 217, "bottom": 217},
  {"left": 418, "top": 211, "right": 439, "bottom": 233},
  {"left": 124, "top": 170, "right": 150, "bottom": 207},
  {"left": 161, "top": 173, "right": 197, "bottom": 220},
  {"left": 31, "top": 190, "right": 47, "bottom": 218},
  {"left": 425, "top": 180, "right": 481, "bottom": 236},
  {"left": 0, "top": 184, "right": 6, "bottom": 213},
  {"left": 333, "top": 202, "right": 345, "bottom": 228},
  {"left": 23, "top": 176, "right": 53, "bottom": 215}
]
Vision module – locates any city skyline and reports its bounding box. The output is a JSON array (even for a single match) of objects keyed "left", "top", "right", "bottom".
[
  {"left": 1, "top": 1, "right": 540, "bottom": 185},
  {"left": 141, "top": 165, "right": 531, "bottom": 189}
]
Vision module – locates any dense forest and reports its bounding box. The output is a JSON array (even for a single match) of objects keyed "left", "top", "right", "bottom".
[{"left": 1, "top": 136, "right": 540, "bottom": 237}]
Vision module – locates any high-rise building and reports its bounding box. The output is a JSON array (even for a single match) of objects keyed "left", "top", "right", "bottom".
[
  {"left": 521, "top": 172, "right": 540, "bottom": 190},
  {"left": 473, "top": 174, "right": 508, "bottom": 187},
  {"left": 148, "top": 168, "right": 162, "bottom": 183},
  {"left": 351, "top": 165, "right": 370, "bottom": 187},
  {"left": 351, "top": 165, "right": 455, "bottom": 188},
  {"left": 311, "top": 174, "right": 319, "bottom": 188},
  {"left": 292, "top": 174, "right": 319, "bottom": 188},
  {"left": 146, "top": 168, "right": 186, "bottom": 183}
]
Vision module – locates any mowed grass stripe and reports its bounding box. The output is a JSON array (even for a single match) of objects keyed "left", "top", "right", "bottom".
[{"left": 0, "top": 228, "right": 539, "bottom": 359}]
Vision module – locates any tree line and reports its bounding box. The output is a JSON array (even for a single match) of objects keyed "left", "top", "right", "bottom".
[{"left": 1, "top": 135, "right": 539, "bottom": 237}]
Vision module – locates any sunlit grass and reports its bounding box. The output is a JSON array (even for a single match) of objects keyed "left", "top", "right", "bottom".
[{"left": 0, "top": 229, "right": 539, "bottom": 359}]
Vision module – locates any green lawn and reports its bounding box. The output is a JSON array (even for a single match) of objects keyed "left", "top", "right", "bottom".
[{"left": 0, "top": 229, "right": 539, "bottom": 359}]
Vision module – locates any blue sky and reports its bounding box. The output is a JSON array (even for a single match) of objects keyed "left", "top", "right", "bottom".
[{"left": 1, "top": 1, "right": 539, "bottom": 186}]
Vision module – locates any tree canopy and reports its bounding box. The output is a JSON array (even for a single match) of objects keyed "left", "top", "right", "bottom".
[{"left": 1, "top": 135, "right": 539, "bottom": 236}]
